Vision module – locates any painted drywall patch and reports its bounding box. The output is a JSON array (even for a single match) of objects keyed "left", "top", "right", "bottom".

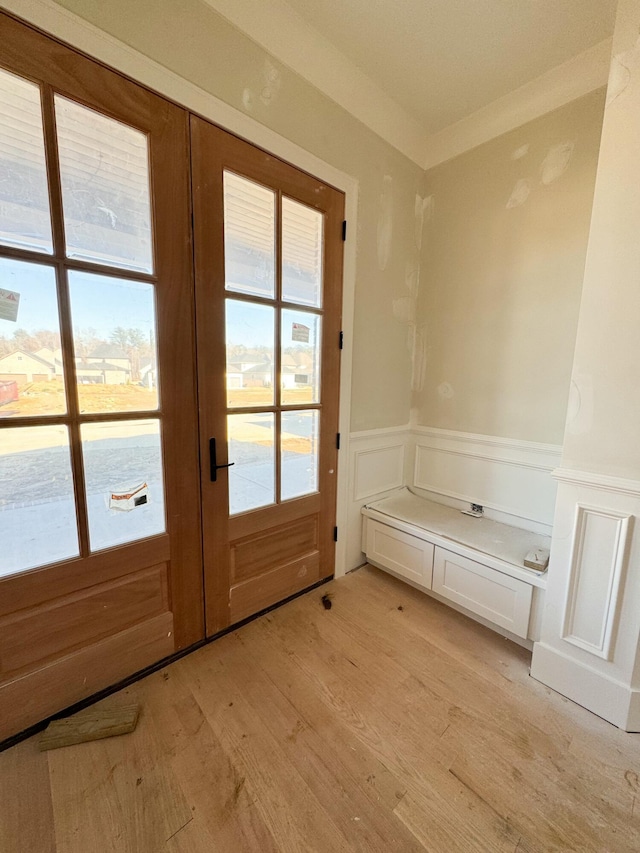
[
  {"left": 405, "top": 259, "right": 420, "bottom": 299},
  {"left": 566, "top": 375, "right": 594, "bottom": 435},
  {"left": 511, "top": 143, "right": 530, "bottom": 161},
  {"left": 260, "top": 60, "right": 281, "bottom": 106},
  {"left": 437, "top": 381, "right": 454, "bottom": 399},
  {"left": 242, "top": 59, "right": 282, "bottom": 112},
  {"left": 392, "top": 296, "right": 413, "bottom": 323},
  {"left": 540, "top": 142, "right": 574, "bottom": 185},
  {"left": 410, "top": 325, "right": 426, "bottom": 393},
  {"left": 377, "top": 175, "right": 393, "bottom": 271},
  {"left": 414, "top": 193, "right": 434, "bottom": 252},
  {"left": 607, "top": 35, "right": 640, "bottom": 106},
  {"left": 506, "top": 178, "right": 531, "bottom": 209}
]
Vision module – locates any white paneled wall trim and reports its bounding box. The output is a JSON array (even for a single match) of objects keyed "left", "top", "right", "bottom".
[
  {"left": 345, "top": 424, "right": 560, "bottom": 573},
  {"left": 553, "top": 467, "right": 640, "bottom": 497},
  {"left": 344, "top": 425, "right": 411, "bottom": 572},
  {"left": 561, "top": 504, "right": 630, "bottom": 661},
  {"left": 411, "top": 426, "right": 562, "bottom": 534},
  {"left": 532, "top": 475, "right": 640, "bottom": 731}
]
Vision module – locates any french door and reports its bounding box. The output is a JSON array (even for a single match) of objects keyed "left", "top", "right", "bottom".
[
  {"left": 0, "top": 14, "right": 201, "bottom": 741},
  {"left": 191, "top": 120, "right": 344, "bottom": 634},
  {"left": 0, "top": 12, "right": 345, "bottom": 743}
]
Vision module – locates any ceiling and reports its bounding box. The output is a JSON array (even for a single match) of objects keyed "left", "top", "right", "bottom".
[
  {"left": 206, "top": 0, "right": 616, "bottom": 165},
  {"left": 282, "top": 0, "right": 616, "bottom": 134}
]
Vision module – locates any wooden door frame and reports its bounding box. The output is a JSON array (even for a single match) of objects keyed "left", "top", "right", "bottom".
[{"left": 3, "top": 0, "right": 359, "bottom": 580}]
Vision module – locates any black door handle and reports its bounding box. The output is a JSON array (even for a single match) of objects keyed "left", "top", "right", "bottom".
[{"left": 209, "top": 437, "right": 235, "bottom": 482}]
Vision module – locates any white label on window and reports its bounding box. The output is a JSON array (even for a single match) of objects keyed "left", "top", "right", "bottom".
[
  {"left": 0, "top": 289, "right": 20, "bottom": 322},
  {"left": 109, "top": 482, "right": 149, "bottom": 512},
  {"left": 291, "top": 322, "right": 310, "bottom": 343}
]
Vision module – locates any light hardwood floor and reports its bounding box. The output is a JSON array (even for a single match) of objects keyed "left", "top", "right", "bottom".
[{"left": 1, "top": 565, "right": 640, "bottom": 852}]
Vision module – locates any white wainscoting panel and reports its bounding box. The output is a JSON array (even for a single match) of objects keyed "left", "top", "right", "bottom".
[
  {"left": 412, "top": 427, "right": 561, "bottom": 533},
  {"left": 532, "top": 471, "right": 640, "bottom": 731},
  {"left": 562, "top": 505, "right": 630, "bottom": 660},
  {"left": 345, "top": 427, "right": 410, "bottom": 572},
  {"left": 354, "top": 443, "right": 405, "bottom": 501}
]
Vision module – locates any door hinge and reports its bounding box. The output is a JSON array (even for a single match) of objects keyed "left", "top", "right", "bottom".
[
  {"left": 333, "top": 526, "right": 338, "bottom": 542},
  {"left": 336, "top": 432, "right": 341, "bottom": 450},
  {"left": 339, "top": 330, "right": 344, "bottom": 349},
  {"left": 342, "top": 220, "right": 347, "bottom": 241}
]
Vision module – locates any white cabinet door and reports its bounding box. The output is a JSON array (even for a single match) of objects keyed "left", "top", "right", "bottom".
[
  {"left": 433, "top": 547, "right": 532, "bottom": 638},
  {"left": 365, "top": 520, "right": 434, "bottom": 588}
]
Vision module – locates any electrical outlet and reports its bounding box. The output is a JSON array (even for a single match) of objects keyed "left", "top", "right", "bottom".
[{"left": 461, "top": 503, "right": 484, "bottom": 518}]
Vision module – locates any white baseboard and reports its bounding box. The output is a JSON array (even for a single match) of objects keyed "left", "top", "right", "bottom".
[{"left": 531, "top": 642, "right": 640, "bottom": 731}]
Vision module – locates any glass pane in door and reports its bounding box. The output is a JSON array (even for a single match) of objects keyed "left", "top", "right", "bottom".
[
  {"left": 0, "top": 424, "right": 79, "bottom": 577},
  {"left": 55, "top": 96, "right": 153, "bottom": 273},
  {"left": 0, "top": 257, "right": 66, "bottom": 417},
  {"left": 281, "top": 309, "right": 321, "bottom": 405},
  {"left": 224, "top": 171, "right": 275, "bottom": 298},
  {"left": 282, "top": 196, "right": 323, "bottom": 308},
  {"left": 81, "top": 419, "right": 165, "bottom": 552},
  {"left": 281, "top": 410, "right": 319, "bottom": 501},
  {"left": 225, "top": 299, "right": 274, "bottom": 408},
  {"left": 227, "top": 412, "right": 274, "bottom": 514},
  {"left": 68, "top": 271, "right": 159, "bottom": 414},
  {"left": 0, "top": 67, "right": 53, "bottom": 255}
]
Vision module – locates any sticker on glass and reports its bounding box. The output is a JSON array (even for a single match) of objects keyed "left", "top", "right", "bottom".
[
  {"left": 0, "top": 288, "right": 20, "bottom": 322},
  {"left": 109, "top": 481, "right": 149, "bottom": 512},
  {"left": 291, "top": 322, "right": 310, "bottom": 343}
]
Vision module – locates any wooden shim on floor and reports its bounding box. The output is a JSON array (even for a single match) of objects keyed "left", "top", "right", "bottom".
[{"left": 39, "top": 704, "right": 140, "bottom": 752}]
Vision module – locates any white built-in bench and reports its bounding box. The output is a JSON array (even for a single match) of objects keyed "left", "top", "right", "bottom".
[{"left": 361, "top": 489, "right": 550, "bottom": 645}]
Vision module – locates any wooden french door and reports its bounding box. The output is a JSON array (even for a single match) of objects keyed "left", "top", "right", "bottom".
[
  {"left": 0, "top": 14, "right": 202, "bottom": 741},
  {"left": 191, "top": 119, "right": 344, "bottom": 634}
]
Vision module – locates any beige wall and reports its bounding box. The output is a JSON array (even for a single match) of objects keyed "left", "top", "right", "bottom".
[
  {"left": 414, "top": 91, "right": 606, "bottom": 444},
  {"left": 55, "top": 0, "right": 423, "bottom": 432},
  {"left": 561, "top": 0, "right": 640, "bottom": 480}
]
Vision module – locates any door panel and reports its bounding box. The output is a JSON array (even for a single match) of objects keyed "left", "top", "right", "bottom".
[
  {"left": 191, "top": 118, "right": 344, "bottom": 634},
  {"left": 0, "top": 13, "right": 202, "bottom": 741}
]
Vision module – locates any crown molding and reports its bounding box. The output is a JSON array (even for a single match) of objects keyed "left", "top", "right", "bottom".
[
  {"left": 4, "top": 0, "right": 613, "bottom": 172},
  {"left": 423, "top": 38, "right": 612, "bottom": 170},
  {"left": 202, "top": 0, "right": 427, "bottom": 166}
]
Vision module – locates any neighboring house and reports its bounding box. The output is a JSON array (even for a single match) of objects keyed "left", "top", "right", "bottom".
[
  {"left": 34, "top": 347, "right": 64, "bottom": 376},
  {"left": 281, "top": 352, "right": 314, "bottom": 390},
  {"left": 225, "top": 351, "right": 313, "bottom": 389},
  {"left": 86, "top": 345, "right": 131, "bottom": 371},
  {"left": 139, "top": 357, "right": 157, "bottom": 388},
  {"left": 75, "top": 360, "right": 131, "bottom": 385},
  {"left": 75, "top": 345, "right": 132, "bottom": 385},
  {"left": 0, "top": 349, "right": 55, "bottom": 385},
  {"left": 226, "top": 351, "right": 273, "bottom": 389}
]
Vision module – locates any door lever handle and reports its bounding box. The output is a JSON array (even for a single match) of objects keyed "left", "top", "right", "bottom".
[{"left": 209, "top": 437, "right": 235, "bottom": 482}]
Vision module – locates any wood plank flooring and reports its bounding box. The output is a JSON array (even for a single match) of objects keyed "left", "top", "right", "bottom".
[{"left": 1, "top": 565, "right": 640, "bottom": 852}]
